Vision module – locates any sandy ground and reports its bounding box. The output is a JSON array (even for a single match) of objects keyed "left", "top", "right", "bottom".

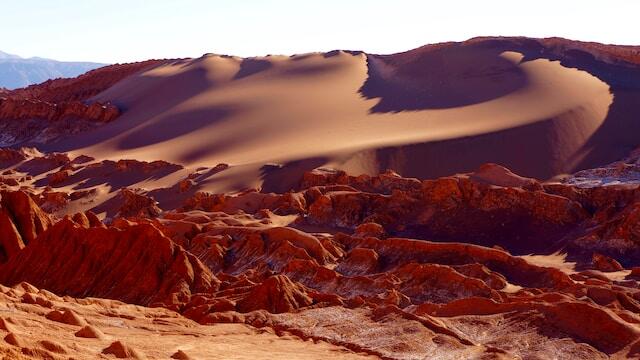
[{"left": 0, "top": 283, "right": 375, "bottom": 360}]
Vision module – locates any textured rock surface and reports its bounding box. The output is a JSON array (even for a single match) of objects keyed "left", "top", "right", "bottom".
[
  {"left": 3, "top": 149, "right": 640, "bottom": 357},
  {"left": 0, "top": 97, "right": 119, "bottom": 122},
  {"left": 0, "top": 190, "right": 51, "bottom": 262},
  {"left": 0, "top": 216, "right": 217, "bottom": 308}
]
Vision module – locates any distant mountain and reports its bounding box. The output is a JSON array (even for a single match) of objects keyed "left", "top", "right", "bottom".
[
  {"left": 0, "top": 50, "right": 106, "bottom": 90},
  {"left": 0, "top": 50, "right": 21, "bottom": 60}
]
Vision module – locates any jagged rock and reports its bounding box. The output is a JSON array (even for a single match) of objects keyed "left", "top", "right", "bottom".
[
  {"left": 85, "top": 211, "right": 105, "bottom": 228},
  {"left": 0, "top": 148, "right": 28, "bottom": 166},
  {"left": 0, "top": 97, "right": 119, "bottom": 123},
  {"left": 38, "top": 190, "right": 69, "bottom": 212},
  {"left": 0, "top": 177, "right": 18, "bottom": 186},
  {"left": 46, "top": 169, "right": 71, "bottom": 186},
  {"left": 0, "top": 218, "right": 218, "bottom": 307},
  {"left": 0, "top": 190, "right": 51, "bottom": 245},
  {"left": 45, "top": 309, "right": 87, "bottom": 326},
  {"left": 336, "top": 248, "right": 378, "bottom": 275},
  {"left": 5, "top": 60, "right": 164, "bottom": 103},
  {"left": 171, "top": 349, "right": 193, "bottom": 359},
  {"left": 469, "top": 163, "right": 541, "bottom": 190},
  {"left": 236, "top": 275, "right": 313, "bottom": 313},
  {"left": 117, "top": 188, "right": 162, "bottom": 218},
  {"left": 0, "top": 209, "right": 24, "bottom": 262},
  {"left": 303, "top": 166, "right": 588, "bottom": 254}
]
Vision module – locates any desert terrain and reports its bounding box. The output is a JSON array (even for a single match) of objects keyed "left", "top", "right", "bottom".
[{"left": 2, "top": 37, "right": 640, "bottom": 359}]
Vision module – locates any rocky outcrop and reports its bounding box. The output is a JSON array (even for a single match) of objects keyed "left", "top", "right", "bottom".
[
  {"left": 0, "top": 209, "right": 24, "bottom": 263},
  {"left": 300, "top": 167, "right": 588, "bottom": 254},
  {"left": 117, "top": 188, "right": 162, "bottom": 218},
  {"left": 0, "top": 217, "right": 218, "bottom": 308},
  {"left": 0, "top": 191, "right": 51, "bottom": 262},
  {"left": 236, "top": 275, "right": 313, "bottom": 313},
  {"left": 0, "top": 97, "right": 119, "bottom": 123},
  {"left": 3, "top": 160, "right": 640, "bottom": 357}
]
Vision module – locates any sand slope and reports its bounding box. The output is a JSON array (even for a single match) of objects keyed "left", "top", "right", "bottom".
[{"left": 44, "top": 37, "right": 640, "bottom": 192}]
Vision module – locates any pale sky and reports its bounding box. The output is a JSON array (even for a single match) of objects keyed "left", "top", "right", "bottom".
[{"left": 2, "top": 0, "right": 639, "bottom": 63}]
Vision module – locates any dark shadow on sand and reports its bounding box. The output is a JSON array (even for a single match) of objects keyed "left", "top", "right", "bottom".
[{"left": 360, "top": 40, "right": 530, "bottom": 112}]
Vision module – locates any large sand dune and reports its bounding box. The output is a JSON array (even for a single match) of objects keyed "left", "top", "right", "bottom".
[{"left": 43, "top": 37, "right": 640, "bottom": 192}]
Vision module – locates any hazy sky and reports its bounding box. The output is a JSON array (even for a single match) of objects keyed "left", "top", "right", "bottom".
[{"left": 2, "top": 1, "right": 639, "bottom": 63}]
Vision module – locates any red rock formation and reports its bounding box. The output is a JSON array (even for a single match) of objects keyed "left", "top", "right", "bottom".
[
  {"left": 300, "top": 168, "right": 588, "bottom": 254},
  {"left": 117, "top": 188, "right": 162, "bottom": 218},
  {"left": 3, "top": 160, "right": 640, "bottom": 357},
  {"left": 0, "top": 97, "right": 119, "bottom": 123},
  {"left": 236, "top": 275, "right": 313, "bottom": 313},
  {"left": 0, "top": 217, "right": 217, "bottom": 308},
  {"left": 46, "top": 169, "right": 71, "bottom": 186},
  {"left": 0, "top": 191, "right": 51, "bottom": 245},
  {"left": 102, "top": 341, "right": 146, "bottom": 359},
  {"left": 0, "top": 209, "right": 24, "bottom": 262},
  {"left": 0, "top": 190, "right": 52, "bottom": 263}
]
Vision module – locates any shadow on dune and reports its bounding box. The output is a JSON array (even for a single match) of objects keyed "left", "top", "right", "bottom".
[
  {"left": 177, "top": 133, "right": 246, "bottom": 164},
  {"left": 369, "top": 117, "right": 563, "bottom": 180},
  {"left": 116, "top": 105, "right": 236, "bottom": 149},
  {"left": 523, "top": 46, "right": 640, "bottom": 172},
  {"left": 260, "top": 157, "right": 328, "bottom": 193},
  {"left": 36, "top": 161, "right": 183, "bottom": 190},
  {"left": 43, "top": 59, "right": 220, "bottom": 153},
  {"left": 76, "top": 166, "right": 180, "bottom": 190},
  {"left": 233, "top": 58, "right": 273, "bottom": 80},
  {"left": 360, "top": 40, "right": 529, "bottom": 112}
]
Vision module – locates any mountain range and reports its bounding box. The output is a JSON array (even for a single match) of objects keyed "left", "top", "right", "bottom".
[{"left": 0, "top": 50, "right": 105, "bottom": 90}]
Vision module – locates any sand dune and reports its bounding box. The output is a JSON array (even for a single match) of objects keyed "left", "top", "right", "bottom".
[{"left": 36, "top": 37, "right": 640, "bottom": 193}]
